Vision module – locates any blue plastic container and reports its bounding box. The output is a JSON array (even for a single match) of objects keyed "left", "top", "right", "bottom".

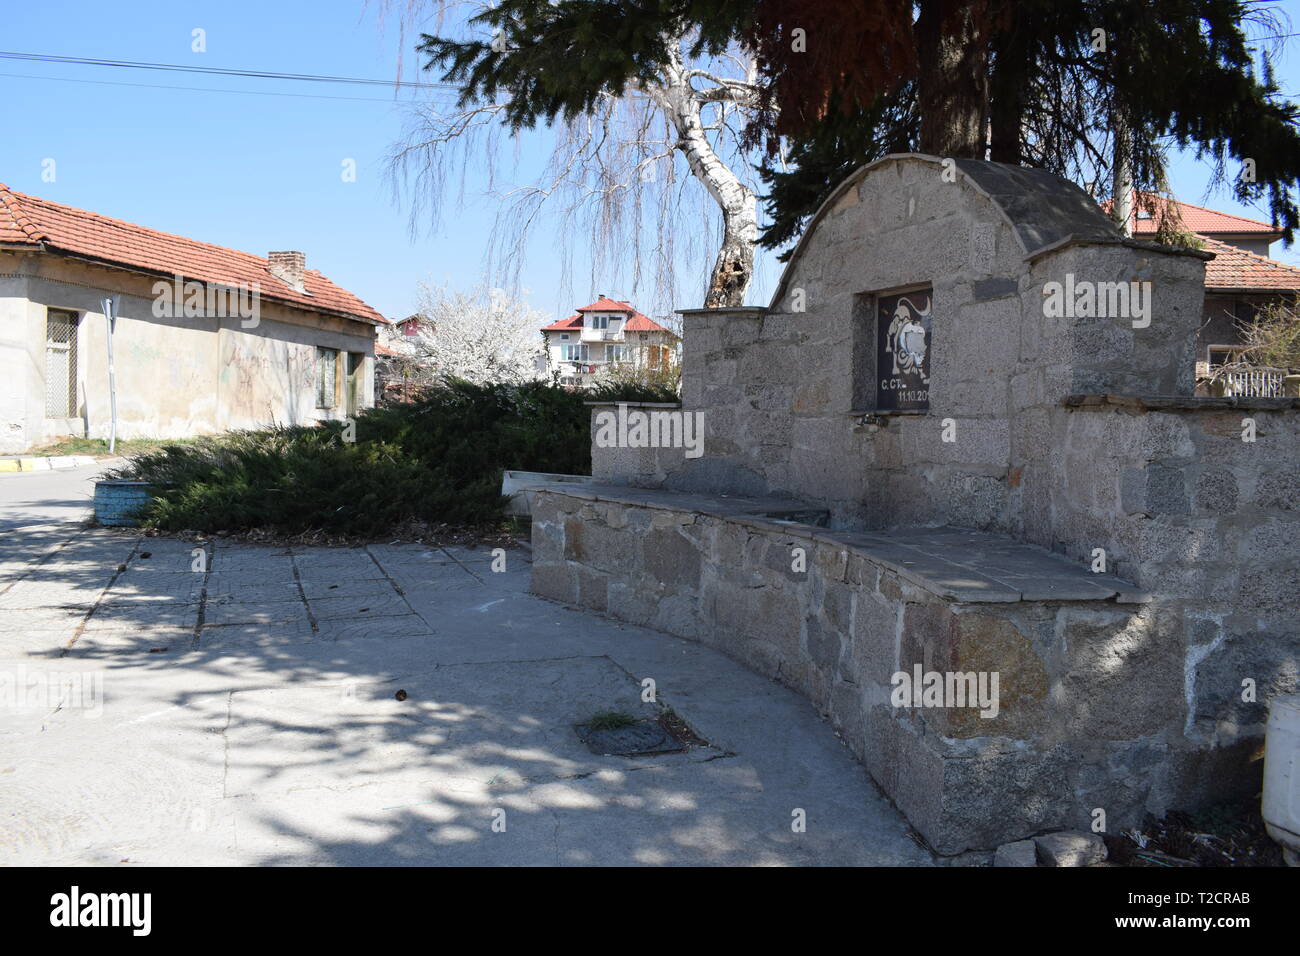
[{"left": 94, "top": 480, "right": 156, "bottom": 527}]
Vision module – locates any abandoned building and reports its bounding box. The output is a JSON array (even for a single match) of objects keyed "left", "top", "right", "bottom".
[
  {"left": 526, "top": 155, "right": 1300, "bottom": 854},
  {"left": 0, "top": 183, "right": 384, "bottom": 453}
]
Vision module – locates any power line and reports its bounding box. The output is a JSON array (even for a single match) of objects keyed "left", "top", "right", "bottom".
[
  {"left": 0, "top": 70, "right": 441, "bottom": 104},
  {"left": 0, "top": 51, "right": 460, "bottom": 91}
]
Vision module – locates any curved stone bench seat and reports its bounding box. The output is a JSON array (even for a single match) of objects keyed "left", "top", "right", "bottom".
[{"left": 526, "top": 481, "right": 1181, "bottom": 855}]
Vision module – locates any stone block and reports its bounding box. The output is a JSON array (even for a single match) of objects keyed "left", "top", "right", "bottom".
[
  {"left": 1193, "top": 468, "right": 1239, "bottom": 514},
  {"left": 847, "top": 590, "right": 901, "bottom": 688},
  {"left": 1255, "top": 472, "right": 1299, "bottom": 512},
  {"left": 1121, "top": 463, "right": 1189, "bottom": 516},
  {"left": 1236, "top": 565, "right": 1300, "bottom": 620},
  {"left": 932, "top": 743, "right": 1074, "bottom": 854},
  {"left": 721, "top": 315, "right": 762, "bottom": 347},
  {"left": 1061, "top": 608, "right": 1185, "bottom": 739},
  {"left": 904, "top": 609, "right": 1049, "bottom": 740},
  {"left": 1033, "top": 831, "right": 1107, "bottom": 867},
  {"left": 529, "top": 562, "right": 576, "bottom": 604},
  {"left": 576, "top": 566, "right": 608, "bottom": 613},
  {"left": 1191, "top": 628, "right": 1299, "bottom": 736},
  {"left": 643, "top": 526, "right": 702, "bottom": 591},
  {"left": 993, "top": 840, "right": 1037, "bottom": 867},
  {"left": 805, "top": 611, "right": 844, "bottom": 675}
]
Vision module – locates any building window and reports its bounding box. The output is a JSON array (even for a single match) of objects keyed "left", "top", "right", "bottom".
[
  {"left": 562, "top": 344, "right": 589, "bottom": 362},
  {"left": 588, "top": 314, "right": 609, "bottom": 330},
  {"left": 317, "top": 347, "right": 338, "bottom": 408},
  {"left": 1208, "top": 345, "right": 1242, "bottom": 368},
  {"left": 44, "top": 309, "right": 78, "bottom": 417},
  {"left": 646, "top": 345, "right": 672, "bottom": 370},
  {"left": 606, "top": 344, "right": 629, "bottom": 363},
  {"left": 559, "top": 333, "right": 570, "bottom": 341}
]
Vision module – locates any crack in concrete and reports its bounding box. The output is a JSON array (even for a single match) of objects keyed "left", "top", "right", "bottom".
[
  {"left": 220, "top": 690, "right": 234, "bottom": 800},
  {"left": 288, "top": 549, "right": 319, "bottom": 634}
]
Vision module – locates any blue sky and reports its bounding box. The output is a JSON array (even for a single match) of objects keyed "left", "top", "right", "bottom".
[{"left": 2, "top": 0, "right": 1299, "bottom": 324}]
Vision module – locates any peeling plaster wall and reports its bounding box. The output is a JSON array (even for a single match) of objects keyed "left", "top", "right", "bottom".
[{"left": 0, "top": 251, "right": 375, "bottom": 452}]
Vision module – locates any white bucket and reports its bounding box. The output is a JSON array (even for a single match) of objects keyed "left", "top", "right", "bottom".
[{"left": 1262, "top": 693, "right": 1300, "bottom": 866}]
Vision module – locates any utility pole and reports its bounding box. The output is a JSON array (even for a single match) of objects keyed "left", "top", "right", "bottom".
[{"left": 100, "top": 296, "right": 119, "bottom": 453}]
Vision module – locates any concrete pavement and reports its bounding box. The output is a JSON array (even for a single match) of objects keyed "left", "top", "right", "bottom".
[{"left": 0, "top": 469, "right": 931, "bottom": 866}]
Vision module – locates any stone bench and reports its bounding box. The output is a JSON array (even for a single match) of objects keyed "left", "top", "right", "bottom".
[{"left": 527, "top": 481, "right": 1189, "bottom": 854}]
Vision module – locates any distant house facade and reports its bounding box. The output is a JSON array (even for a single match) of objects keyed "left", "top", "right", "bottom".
[
  {"left": 374, "top": 313, "right": 427, "bottom": 404},
  {"left": 541, "top": 296, "right": 678, "bottom": 388},
  {"left": 0, "top": 184, "right": 384, "bottom": 453},
  {"left": 1108, "top": 195, "right": 1300, "bottom": 394}
]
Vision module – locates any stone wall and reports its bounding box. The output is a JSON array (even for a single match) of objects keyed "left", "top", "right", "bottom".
[
  {"left": 574, "top": 154, "right": 1298, "bottom": 846},
  {"left": 1038, "top": 400, "right": 1300, "bottom": 755},
  {"left": 529, "top": 484, "right": 1240, "bottom": 853},
  {"left": 599, "top": 157, "right": 1210, "bottom": 532}
]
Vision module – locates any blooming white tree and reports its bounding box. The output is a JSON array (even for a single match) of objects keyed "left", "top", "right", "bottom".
[{"left": 405, "top": 283, "right": 547, "bottom": 385}]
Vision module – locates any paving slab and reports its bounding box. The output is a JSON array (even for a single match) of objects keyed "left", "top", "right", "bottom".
[
  {"left": 201, "top": 600, "right": 309, "bottom": 629},
  {"left": 0, "top": 524, "right": 933, "bottom": 867},
  {"left": 308, "top": 592, "right": 410, "bottom": 621}
]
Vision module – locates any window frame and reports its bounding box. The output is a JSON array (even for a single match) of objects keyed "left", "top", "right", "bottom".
[
  {"left": 316, "top": 346, "right": 340, "bottom": 409},
  {"left": 44, "top": 307, "right": 80, "bottom": 419}
]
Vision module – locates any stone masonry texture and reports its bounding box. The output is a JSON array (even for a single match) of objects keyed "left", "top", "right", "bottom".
[{"left": 559, "top": 154, "right": 1298, "bottom": 853}]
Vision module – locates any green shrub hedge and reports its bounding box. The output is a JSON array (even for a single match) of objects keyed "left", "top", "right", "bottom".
[{"left": 110, "top": 378, "right": 644, "bottom": 535}]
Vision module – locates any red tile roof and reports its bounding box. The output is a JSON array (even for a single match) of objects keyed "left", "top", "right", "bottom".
[
  {"left": 575, "top": 296, "right": 636, "bottom": 313},
  {"left": 542, "top": 298, "right": 675, "bottom": 334},
  {"left": 1201, "top": 235, "right": 1300, "bottom": 292},
  {"left": 1101, "top": 193, "right": 1281, "bottom": 239},
  {"left": 0, "top": 183, "right": 384, "bottom": 325}
]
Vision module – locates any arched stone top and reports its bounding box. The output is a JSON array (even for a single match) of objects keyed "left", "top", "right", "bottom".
[{"left": 767, "top": 153, "right": 1194, "bottom": 309}]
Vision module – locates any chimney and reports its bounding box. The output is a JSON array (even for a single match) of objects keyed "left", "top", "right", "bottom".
[{"left": 268, "top": 251, "right": 306, "bottom": 293}]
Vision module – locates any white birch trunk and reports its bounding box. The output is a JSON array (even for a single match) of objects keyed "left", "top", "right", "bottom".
[{"left": 659, "top": 47, "right": 758, "bottom": 308}]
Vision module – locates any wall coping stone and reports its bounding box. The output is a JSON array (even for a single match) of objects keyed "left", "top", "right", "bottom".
[
  {"left": 582, "top": 401, "right": 683, "bottom": 409},
  {"left": 527, "top": 481, "right": 1149, "bottom": 605},
  {"left": 1063, "top": 393, "right": 1300, "bottom": 412},
  {"left": 675, "top": 306, "right": 769, "bottom": 317},
  {"left": 1025, "top": 233, "right": 1214, "bottom": 264}
]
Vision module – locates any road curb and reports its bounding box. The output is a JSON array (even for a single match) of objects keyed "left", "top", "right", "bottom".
[{"left": 0, "top": 455, "right": 98, "bottom": 476}]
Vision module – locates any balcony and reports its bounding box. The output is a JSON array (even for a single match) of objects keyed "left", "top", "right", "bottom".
[{"left": 580, "top": 327, "right": 624, "bottom": 343}]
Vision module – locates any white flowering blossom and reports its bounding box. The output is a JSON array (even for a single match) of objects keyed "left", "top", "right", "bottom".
[{"left": 396, "top": 283, "right": 548, "bottom": 386}]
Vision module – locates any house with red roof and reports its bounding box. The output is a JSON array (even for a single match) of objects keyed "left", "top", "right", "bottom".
[
  {"left": 541, "top": 296, "right": 678, "bottom": 388},
  {"left": 0, "top": 184, "right": 385, "bottom": 453},
  {"left": 1106, "top": 194, "right": 1300, "bottom": 390}
]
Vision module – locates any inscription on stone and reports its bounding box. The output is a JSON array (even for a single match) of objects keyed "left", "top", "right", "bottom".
[{"left": 876, "top": 287, "right": 932, "bottom": 411}]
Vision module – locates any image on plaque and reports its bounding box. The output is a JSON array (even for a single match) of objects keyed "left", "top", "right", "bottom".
[{"left": 876, "top": 288, "right": 932, "bottom": 411}]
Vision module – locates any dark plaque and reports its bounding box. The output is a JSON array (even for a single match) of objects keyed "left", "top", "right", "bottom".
[{"left": 875, "top": 288, "right": 932, "bottom": 411}]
